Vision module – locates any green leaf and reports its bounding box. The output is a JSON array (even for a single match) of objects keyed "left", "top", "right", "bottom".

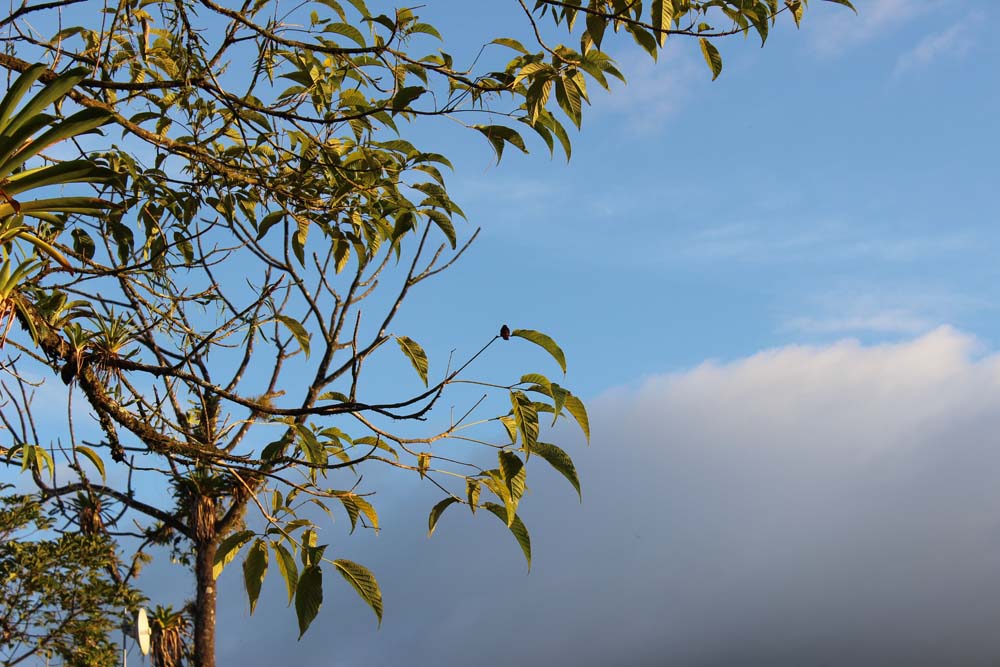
[
  {"left": 391, "top": 86, "right": 426, "bottom": 113},
  {"left": 337, "top": 493, "right": 379, "bottom": 534},
  {"left": 482, "top": 502, "right": 532, "bottom": 571},
  {"left": 417, "top": 451, "right": 431, "bottom": 478},
  {"left": 491, "top": 37, "right": 529, "bottom": 53},
  {"left": 473, "top": 125, "right": 528, "bottom": 162},
  {"left": 74, "top": 445, "right": 105, "bottom": 481},
  {"left": 213, "top": 530, "right": 255, "bottom": 579},
  {"left": 510, "top": 390, "right": 539, "bottom": 452},
  {"left": 295, "top": 565, "right": 323, "bottom": 638},
  {"left": 822, "top": 0, "right": 857, "bottom": 11},
  {"left": 699, "top": 38, "right": 723, "bottom": 80},
  {"left": 530, "top": 442, "right": 581, "bottom": 500},
  {"left": 549, "top": 383, "right": 569, "bottom": 426},
  {"left": 510, "top": 329, "right": 566, "bottom": 373},
  {"left": 275, "top": 314, "right": 311, "bottom": 359},
  {"left": 272, "top": 541, "right": 299, "bottom": 605},
  {"left": 71, "top": 229, "right": 95, "bottom": 260},
  {"left": 585, "top": 12, "right": 607, "bottom": 50},
  {"left": 427, "top": 497, "right": 458, "bottom": 537},
  {"left": 652, "top": 0, "right": 674, "bottom": 47},
  {"left": 423, "top": 209, "right": 456, "bottom": 248},
  {"left": 243, "top": 539, "right": 269, "bottom": 614},
  {"left": 256, "top": 211, "right": 284, "bottom": 240},
  {"left": 333, "top": 559, "right": 383, "bottom": 625},
  {"left": 466, "top": 478, "right": 481, "bottom": 513},
  {"left": 785, "top": 0, "right": 804, "bottom": 27},
  {"left": 498, "top": 450, "right": 525, "bottom": 500},
  {"left": 395, "top": 335, "right": 429, "bottom": 386},
  {"left": 564, "top": 394, "right": 591, "bottom": 443}
]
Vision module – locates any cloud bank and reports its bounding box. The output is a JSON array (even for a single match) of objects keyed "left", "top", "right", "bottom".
[{"left": 214, "top": 327, "right": 1000, "bottom": 666}]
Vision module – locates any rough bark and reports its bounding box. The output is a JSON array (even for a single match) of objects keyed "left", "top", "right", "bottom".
[{"left": 193, "top": 540, "right": 218, "bottom": 667}]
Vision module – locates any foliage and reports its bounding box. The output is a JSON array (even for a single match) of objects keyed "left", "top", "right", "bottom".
[
  {"left": 0, "top": 0, "right": 852, "bottom": 664},
  {"left": 0, "top": 489, "right": 140, "bottom": 667},
  {"left": 149, "top": 605, "right": 191, "bottom": 667}
]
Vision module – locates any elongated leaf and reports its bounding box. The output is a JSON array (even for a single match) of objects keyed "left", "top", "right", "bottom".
[
  {"left": 427, "top": 496, "right": 458, "bottom": 537},
  {"left": 334, "top": 559, "right": 383, "bottom": 624},
  {"left": 510, "top": 329, "right": 566, "bottom": 373},
  {"left": 564, "top": 394, "right": 591, "bottom": 443},
  {"left": 0, "top": 108, "right": 110, "bottom": 176},
  {"left": 4, "top": 161, "right": 120, "bottom": 195},
  {"left": 213, "top": 530, "right": 255, "bottom": 579},
  {"left": 256, "top": 211, "right": 284, "bottom": 240},
  {"left": 822, "top": 0, "right": 856, "bottom": 10},
  {"left": 275, "top": 314, "right": 311, "bottom": 358},
  {"left": 474, "top": 124, "right": 528, "bottom": 162},
  {"left": 491, "top": 37, "right": 529, "bottom": 53},
  {"left": 466, "top": 478, "right": 481, "bottom": 513},
  {"left": 3, "top": 67, "right": 89, "bottom": 137},
  {"left": 699, "top": 38, "right": 723, "bottom": 80},
  {"left": 482, "top": 502, "right": 532, "bottom": 570},
  {"left": 0, "top": 63, "right": 46, "bottom": 130},
  {"left": 74, "top": 445, "right": 105, "bottom": 481},
  {"left": 530, "top": 442, "right": 581, "bottom": 500},
  {"left": 243, "top": 539, "right": 269, "bottom": 614},
  {"left": 272, "top": 541, "right": 299, "bottom": 605},
  {"left": 391, "top": 86, "right": 426, "bottom": 113},
  {"left": 295, "top": 565, "right": 323, "bottom": 638},
  {"left": 338, "top": 492, "right": 379, "bottom": 534},
  {"left": 652, "top": 0, "right": 674, "bottom": 46},
  {"left": 395, "top": 335, "right": 429, "bottom": 386},
  {"left": 549, "top": 382, "right": 569, "bottom": 426},
  {"left": 510, "top": 391, "right": 539, "bottom": 452},
  {"left": 498, "top": 450, "right": 525, "bottom": 499}
]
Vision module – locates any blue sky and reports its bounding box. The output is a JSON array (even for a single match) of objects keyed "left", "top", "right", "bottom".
[
  {"left": 10, "top": 0, "right": 1000, "bottom": 664},
  {"left": 194, "top": 1, "right": 1000, "bottom": 665}
]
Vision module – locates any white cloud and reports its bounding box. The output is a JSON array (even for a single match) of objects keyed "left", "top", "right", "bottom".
[{"left": 219, "top": 327, "right": 1000, "bottom": 666}]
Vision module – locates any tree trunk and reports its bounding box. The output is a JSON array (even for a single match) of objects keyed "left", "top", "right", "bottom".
[{"left": 193, "top": 540, "right": 217, "bottom": 667}]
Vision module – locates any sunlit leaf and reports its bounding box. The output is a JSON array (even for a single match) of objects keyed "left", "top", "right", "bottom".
[
  {"left": 275, "top": 315, "right": 311, "bottom": 359},
  {"left": 333, "top": 559, "right": 383, "bottom": 624},
  {"left": 699, "top": 38, "right": 723, "bottom": 80},
  {"left": 482, "top": 502, "right": 531, "bottom": 570},
  {"left": 395, "top": 335, "right": 429, "bottom": 386},
  {"left": 427, "top": 496, "right": 458, "bottom": 537},
  {"left": 511, "top": 329, "right": 566, "bottom": 373},
  {"left": 530, "top": 441, "right": 581, "bottom": 500},
  {"left": 213, "top": 530, "right": 254, "bottom": 580}
]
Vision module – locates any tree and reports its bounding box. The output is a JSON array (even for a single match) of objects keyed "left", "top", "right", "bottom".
[
  {"left": 0, "top": 488, "right": 141, "bottom": 667},
  {"left": 0, "top": 1, "right": 854, "bottom": 665}
]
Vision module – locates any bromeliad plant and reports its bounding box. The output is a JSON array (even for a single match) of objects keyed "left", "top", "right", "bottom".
[{"left": 0, "top": 65, "right": 120, "bottom": 347}]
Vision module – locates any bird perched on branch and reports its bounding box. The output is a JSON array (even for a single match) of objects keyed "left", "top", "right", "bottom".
[{"left": 500, "top": 324, "right": 510, "bottom": 340}]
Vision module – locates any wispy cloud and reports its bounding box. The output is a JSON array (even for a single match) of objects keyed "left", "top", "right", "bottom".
[
  {"left": 781, "top": 282, "right": 992, "bottom": 337},
  {"left": 681, "top": 218, "right": 973, "bottom": 265},
  {"left": 591, "top": 45, "right": 701, "bottom": 135},
  {"left": 810, "top": 0, "right": 934, "bottom": 56},
  {"left": 785, "top": 309, "right": 933, "bottom": 335},
  {"left": 894, "top": 17, "right": 976, "bottom": 76}
]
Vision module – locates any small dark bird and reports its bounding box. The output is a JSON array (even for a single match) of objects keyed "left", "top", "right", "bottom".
[{"left": 500, "top": 324, "right": 510, "bottom": 340}]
